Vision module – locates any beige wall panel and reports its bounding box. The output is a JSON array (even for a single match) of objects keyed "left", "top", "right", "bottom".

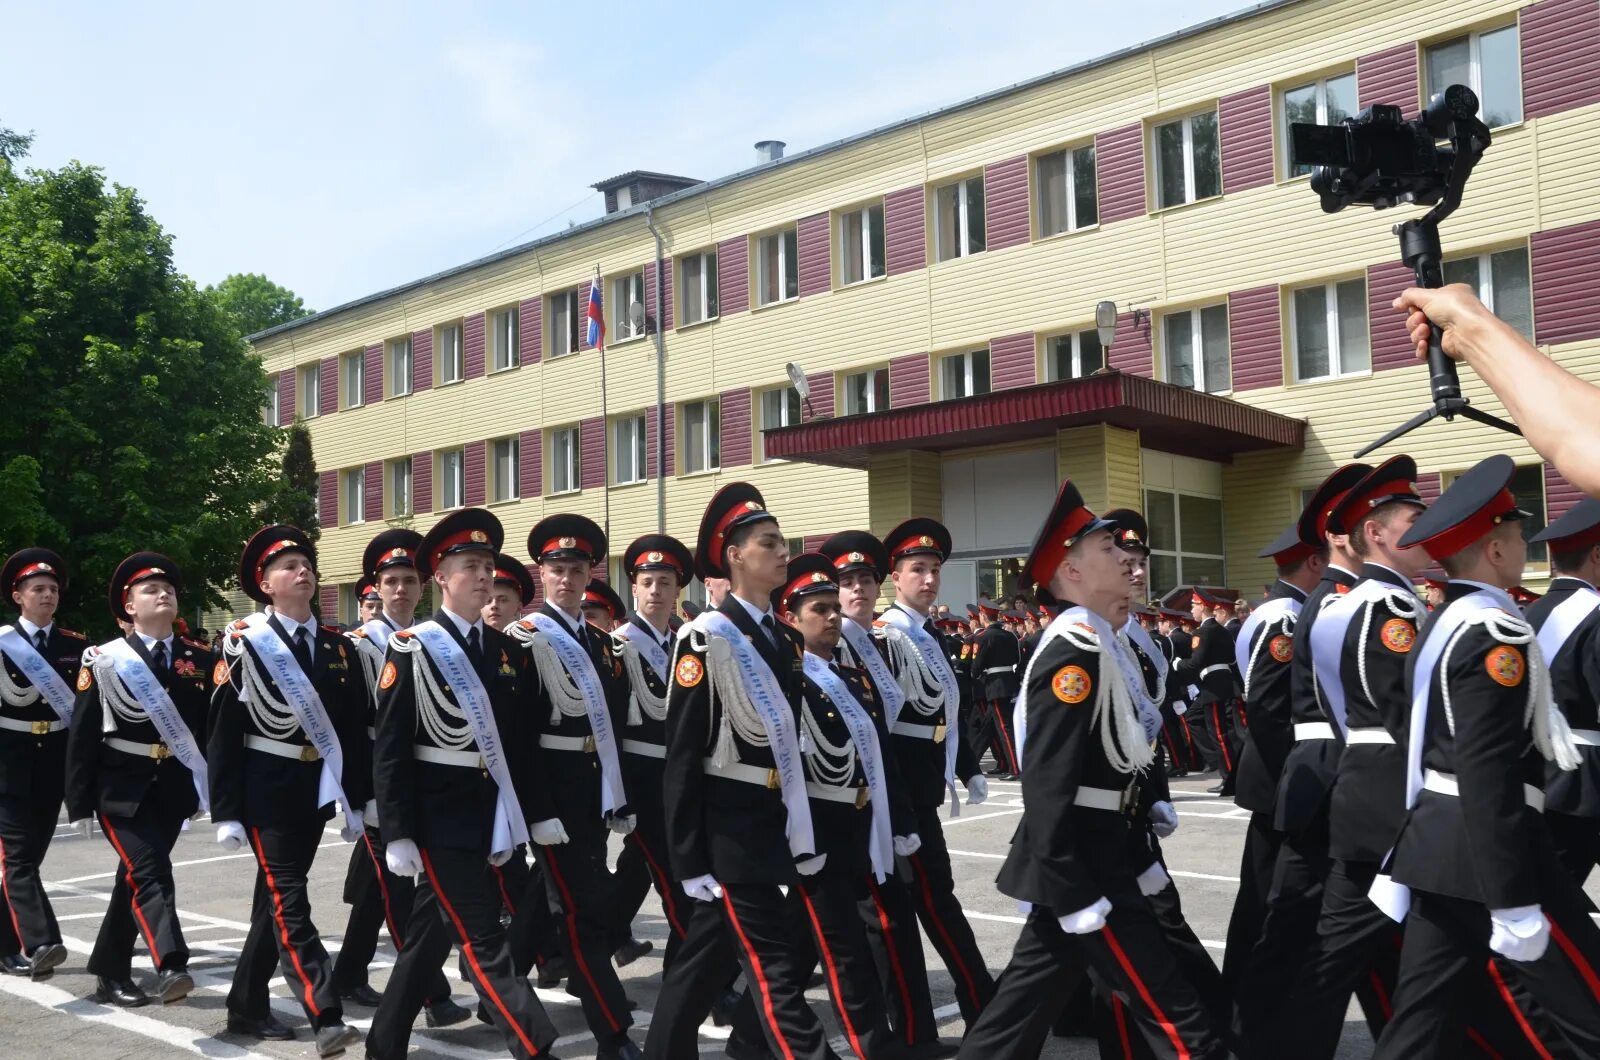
[
  {"left": 1105, "top": 426, "right": 1143, "bottom": 511},
  {"left": 1056, "top": 426, "right": 1111, "bottom": 510},
  {"left": 1535, "top": 105, "right": 1600, "bottom": 231}
]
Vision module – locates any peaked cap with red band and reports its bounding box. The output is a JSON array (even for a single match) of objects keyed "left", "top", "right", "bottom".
[
  {"left": 1398, "top": 454, "right": 1530, "bottom": 562},
  {"left": 1510, "top": 585, "right": 1543, "bottom": 605},
  {"left": 1102, "top": 508, "right": 1151, "bottom": 557},
  {"left": 819, "top": 530, "right": 888, "bottom": 582},
  {"left": 356, "top": 578, "right": 380, "bottom": 602},
  {"left": 108, "top": 551, "right": 182, "bottom": 624},
  {"left": 1260, "top": 522, "right": 1317, "bottom": 567},
  {"left": 1328, "top": 455, "right": 1426, "bottom": 537},
  {"left": 238, "top": 525, "right": 316, "bottom": 604},
  {"left": 417, "top": 508, "right": 503, "bottom": 579},
  {"left": 885, "top": 518, "right": 952, "bottom": 566},
  {"left": 581, "top": 578, "right": 626, "bottom": 622},
  {"left": 624, "top": 534, "right": 694, "bottom": 584},
  {"left": 1192, "top": 585, "right": 1239, "bottom": 608},
  {"left": 1022, "top": 478, "right": 1116, "bottom": 603},
  {"left": 491, "top": 552, "right": 537, "bottom": 606},
  {"left": 1297, "top": 463, "right": 1374, "bottom": 545},
  {"left": 695, "top": 482, "right": 778, "bottom": 581},
  {"left": 778, "top": 552, "right": 838, "bottom": 613},
  {"left": 3, "top": 547, "right": 66, "bottom": 598},
  {"left": 1532, "top": 495, "right": 1600, "bottom": 555},
  {"left": 528, "top": 513, "right": 605, "bottom": 567},
  {"left": 362, "top": 528, "right": 424, "bottom": 580}
]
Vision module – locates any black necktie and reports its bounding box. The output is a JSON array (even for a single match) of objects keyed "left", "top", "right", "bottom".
[
  {"left": 924, "top": 620, "right": 939, "bottom": 641},
  {"left": 761, "top": 614, "right": 779, "bottom": 647},
  {"left": 151, "top": 640, "right": 169, "bottom": 681},
  {"left": 468, "top": 625, "right": 485, "bottom": 667},
  {"left": 33, "top": 629, "right": 47, "bottom": 653},
  {"left": 291, "top": 627, "right": 313, "bottom": 673},
  {"left": 574, "top": 622, "right": 589, "bottom": 654},
  {"left": 829, "top": 662, "right": 843, "bottom": 679}
]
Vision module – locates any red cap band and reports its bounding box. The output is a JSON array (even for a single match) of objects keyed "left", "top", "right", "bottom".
[
  {"left": 538, "top": 536, "right": 593, "bottom": 560},
  {"left": 711, "top": 502, "right": 768, "bottom": 571},
  {"left": 1414, "top": 488, "right": 1522, "bottom": 561},
  {"left": 779, "top": 570, "right": 836, "bottom": 611},
  {"left": 431, "top": 528, "right": 493, "bottom": 570},
  {"left": 255, "top": 539, "right": 300, "bottom": 581},
  {"left": 1025, "top": 506, "right": 1098, "bottom": 587},
  {"left": 378, "top": 547, "right": 413, "bottom": 567},
  {"left": 14, "top": 562, "right": 56, "bottom": 587}
]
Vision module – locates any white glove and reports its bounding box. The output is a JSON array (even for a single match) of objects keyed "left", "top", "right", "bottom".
[
  {"left": 1058, "top": 896, "right": 1112, "bottom": 934},
  {"left": 215, "top": 820, "right": 246, "bottom": 852},
  {"left": 71, "top": 819, "right": 94, "bottom": 839},
  {"left": 893, "top": 834, "right": 922, "bottom": 857},
  {"left": 386, "top": 837, "right": 422, "bottom": 877},
  {"left": 965, "top": 775, "right": 989, "bottom": 805},
  {"left": 682, "top": 874, "right": 724, "bottom": 902},
  {"left": 1149, "top": 801, "right": 1179, "bottom": 839},
  {"left": 1136, "top": 862, "right": 1172, "bottom": 897},
  {"left": 488, "top": 848, "right": 513, "bottom": 868},
  {"left": 1489, "top": 906, "right": 1550, "bottom": 963},
  {"left": 340, "top": 823, "right": 362, "bottom": 843},
  {"left": 608, "top": 813, "right": 637, "bottom": 836},
  {"left": 796, "top": 854, "right": 827, "bottom": 876},
  {"left": 1173, "top": 702, "right": 1187, "bottom": 716},
  {"left": 531, "top": 818, "right": 570, "bottom": 845}
]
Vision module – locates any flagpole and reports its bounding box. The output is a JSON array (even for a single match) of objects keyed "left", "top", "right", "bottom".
[{"left": 596, "top": 267, "right": 610, "bottom": 553}]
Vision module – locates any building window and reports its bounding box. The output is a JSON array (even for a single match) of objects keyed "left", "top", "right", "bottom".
[
  {"left": 680, "top": 250, "right": 718, "bottom": 325},
  {"left": 1512, "top": 463, "right": 1548, "bottom": 565},
  {"left": 756, "top": 228, "right": 799, "bottom": 306},
  {"left": 491, "top": 307, "right": 520, "bottom": 371},
  {"left": 1145, "top": 488, "right": 1226, "bottom": 597},
  {"left": 549, "top": 290, "right": 580, "bottom": 357},
  {"left": 838, "top": 204, "right": 886, "bottom": 285},
  {"left": 550, "top": 427, "right": 580, "bottom": 495},
  {"left": 681, "top": 399, "right": 720, "bottom": 474},
  {"left": 841, "top": 367, "right": 889, "bottom": 415},
  {"left": 1282, "top": 73, "right": 1357, "bottom": 178},
  {"left": 1291, "top": 278, "right": 1370, "bottom": 381},
  {"left": 1442, "top": 247, "right": 1532, "bottom": 341},
  {"left": 264, "top": 378, "right": 279, "bottom": 425},
  {"left": 390, "top": 457, "right": 412, "bottom": 517},
  {"left": 433, "top": 324, "right": 461, "bottom": 385},
  {"left": 614, "top": 414, "right": 647, "bottom": 485},
  {"left": 387, "top": 337, "right": 412, "bottom": 397},
  {"left": 1046, "top": 330, "right": 1106, "bottom": 381},
  {"left": 611, "top": 271, "right": 646, "bottom": 341},
  {"left": 439, "top": 449, "right": 464, "bottom": 510},
  {"left": 1036, "top": 145, "right": 1098, "bottom": 236},
  {"left": 1426, "top": 25, "right": 1522, "bottom": 129},
  {"left": 298, "top": 365, "right": 320, "bottom": 418},
  {"left": 940, "top": 349, "right": 991, "bottom": 400},
  {"left": 490, "top": 437, "right": 520, "bottom": 502},
  {"left": 342, "top": 351, "right": 365, "bottom": 409},
  {"left": 758, "top": 386, "right": 802, "bottom": 462},
  {"left": 344, "top": 467, "right": 366, "bottom": 525},
  {"left": 1153, "top": 111, "right": 1221, "bottom": 209},
  {"left": 1163, "top": 305, "right": 1230, "bottom": 393},
  {"left": 933, "top": 177, "right": 985, "bottom": 262}
]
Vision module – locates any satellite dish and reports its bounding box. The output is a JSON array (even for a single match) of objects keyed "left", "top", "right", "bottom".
[
  {"left": 629, "top": 301, "right": 647, "bottom": 333},
  {"left": 785, "top": 361, "right": 816, "bottom": 419}
]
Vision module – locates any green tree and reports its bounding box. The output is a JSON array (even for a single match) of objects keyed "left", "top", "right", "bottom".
[
  {"left": 206, "top": 272, "right": 312, "bottom": 337},
  {"left": 259, "top": 421, "right": 321, "bottom": 542},
  {"left": 0, "top": 128, "right": 281, "bottom": 631}
]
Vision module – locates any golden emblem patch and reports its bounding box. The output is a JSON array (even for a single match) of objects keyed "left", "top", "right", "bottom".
[
  {"left": 675, "top": 654, "right": 704, "bottom": 688},
  {"left": 212, "top": 659, "right": 230, "bottom": 686},
  {"left": 1380, "top": 619, "right": 1415, "bottom": 654},
  {"left": 1485, "top": 645, "right": 1525, "bottom": 688},
  {"left": 379, "top": 661, "right": 398, "bottom": 690},
  {"left": 1191, "top": 635, "right": 1202, "bottom": 651},
  {"left": 1052, "top": 665, "right": 1091, "bottom": 705},
  {"left": 76, "top": 667, "right": 93, "bottom": 692},
  {"left": 1268, "top": 634, "right": 1293, "bottom": 664}
]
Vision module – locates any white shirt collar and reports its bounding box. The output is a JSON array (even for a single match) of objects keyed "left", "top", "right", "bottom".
[
  {"left": 267, "top": 608, "right": 317, "bottom": 645},
  {"left": 547, "top": 605, "right": 586, "bottom": 636},
  {"left": 440, "top": 607, "right": 484, "bottom": 639},
  {"left": 136, "top": 630, "right": 174, "bottom": 655},
  {"left": 731, "top": 591, "right": 774, "bottom": 627},
  {"left": 17, "top": 617, "right": 51, "bottom": 640},
  {"left": 893, "top": 600, "right": 929, "bottom": 620},
  {"left": 380, "top": 611, "right": 411, "bottom": 632},
  {"left": 1554, "top": 575, "right": 1598, "bottom": 592}
]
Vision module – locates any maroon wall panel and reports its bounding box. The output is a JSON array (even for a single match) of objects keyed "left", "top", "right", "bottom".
[
  {"left": 519, "top": 429, "right": 542, "bottom": 499},
  {"left": 1095, "top": 124, "right": 1146, "bottom": 224},
  {"left": 412, "top": 451, "right": 432, "bottom": 513},
  {"left": 1220, "top": 85, "right": 1274, "bottom": 194},
  {"left": 319, "top": 357, "right": 338, "bottom": 416},
  {"left": 1109, "top": 311, "right": 1155, "bottom": 377},
  {"left": 522, "top": 564, "right": 544, "bottom": 614},
  {"left": 646, "top": 259, "right": 675, "bottom": 333},
  {"left": 363, "top": 344, "right": 383, "bottom": 405},
  {"left": 1533, "top": 219, "right": 1600, "bottom": 346},
  {"left": 318, "top": 585, "right": 338, "bottom": 621},
  {"left": 883, "top": 185, "right": 927, "bottom": 275},
  {"left": 464, "top": 312, "right": 486, "bottom": 379},
  {"left": 1523, "top": 0, "right": 1600, "bottom": 118},
  {"left": 717, "top": 236, "right": 749, "bottom": 316},
  {"left": 661, "top": 404, "right": 676, "bottom": 477},
  {"left": 719, "top": 389, "right": 752, "bottom": 468},
  {"left": 318, "top": 470, "right": 338, "bottom": 528},
  {"left": 1228, "top": 286, "right": 1283, "bottom": 391},
  {"left": 363, "top": 461, "right": 383, "bottom": 520},
  {"left": 519, "top": 297, "right": 543, "bottom": 365},
  {"left": 1546, "top": 464, "right": 1583, "bottom": 521},
  {"left": 1367, "top": 259, "right": 1416, "bottom": 371},
  {"left": 1415, "top": 471, "right": 1442, "bottom": 507},
  {"left": 983, "top": 155, "right": 1030, "bottom": 251},
  {"left": 989, "top": 332, "right": 1036, "bottom": 391},
  {"left": 805, "top": 370, "right": 835, "bottom": 419},
  {"left": 802, "top": 533, "right": 834, "bottom": 554},
  {"left": 1357, "top": 43, "right": 1419, "bottom": 111},
  {"left": 581, "top": 417, "right": 606, "bottom": 489},
  {"left": 645, "top": 405, "right": 658, "bottom": 480},
  {"left": 411, "top": 328, "right": 433, "bottom": 393},
  {"left": 889, "top": 352, "right": 930, "bottom": 407},
  {"left": 277, "top": 371, "right": 295, "bottom": 426},
  {"left": 464, "top": 441, "right": 486, "bottom": 507},
  {"left": 797, "top": 213, "right": 831, "bottom": 296}
]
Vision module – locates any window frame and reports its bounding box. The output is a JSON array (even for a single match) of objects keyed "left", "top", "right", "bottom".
[
  {"left": 549, "top": 290, "right": 581, "bottom": 358},
  {"left": 1424, "top": 23, "right": 1523, "bottom": 130},
  {"left": 679, "top": 249, "right": 719, "bottom": 326},
  {"left": 386, "top": 336, "right": 413, "bottom": 398},
  {"left": 1441, "top": 245, "right": 1533, "bottom": 341},
  {"left": 298, "top": 364, "right": 320, "bottom": 418},
  {"left": 438, "top": 448, "right": 465, "bottom": 511},
  {"left": 1034, "top": 144, "right": 1099, "bottom": 237},
  {"left": 837, "top": 202, "right": 886, "bottom": 286},
  {"left": 933, "top": 175, "right": 986, "bottom": 262},
  {"left": 343, "top": 466, "right": 366, "bottom": 525},
  {"left": 264, "top": 378, "right": 279, "bottom": 425},
  {"left": 490, "top": 306, "right": 521, "bottom": 372},
  {"left": 549, "top": 426, "right": 581, "bottom": 496},
  {"left": 1288, "top": 277, "right": 1371, "bottom": 383},
  {"left": 938, "top": 348, "right": 992, "bottom": 401},
  {"left": 757, "top": 386, "right": 802, "bottom": 463},
  {"left": 755, "top": 228, "right": 799, "bottom": 308},
  {"left": 1161, "top": 303, "right": 1232, "bottom": 394},
  {"left": 389, "top": 457, "right": 413, "bottom": 518},
  {"left": 1144, "top": 486, "right": 1228, "bottom": 597},
  {"left": 840, "top": 366, "right": 890, "bottom": 416},
  {"left": 341, "top": 351, "right": 365, "bottom": 410},
  {"left": 611, "top": 270, "right": 647, "bottom": 343},
  {"left": 613, "top": 413, "right": 648, "bottom": 486},
  {"left": 680, "top": 398, "right": 721, "bottom": 476},
  {"left": 1151, "top": 109, "right": 1222, "bottom": 211},
  {"left": 1279, "top": 70, "right": 1358, "bottom": 180},
  {"left": 435, "top": 324, "right": 463, "bottom": 386},
  {"left": 490, "top": 437, "right": 521, "bottom": 503},
  {"left": 1441, "top": 462, "right": 1548, "bottom": 568},
  {"left": 1044, "top": 329, "right": 1108, "bottom": 382}
]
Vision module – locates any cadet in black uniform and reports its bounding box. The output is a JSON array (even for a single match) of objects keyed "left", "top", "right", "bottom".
[
  {"left": 65, "top": 554, "right": 208, "bottom": 1007},
  {"left": 1376, "top": 455, "right": 1600, "bottom": 1058},
  {"left": 970, "top": 602, "right": 1022, "bottom": 779},
  {"left": 209, "top": 526, "right": 366, "bottom": 1055},
  {"left": 1172, "top": 587, "right": 1239, "bottom": 791},
  {"left": 958, "top": 480, "right": 1225, "bottom": 1060},
  {"left": 0, "top": 548, "right": 81, "bottom": 980},
  {"left": 365, "top": 508, "right": 559, "bottom": 1060}
]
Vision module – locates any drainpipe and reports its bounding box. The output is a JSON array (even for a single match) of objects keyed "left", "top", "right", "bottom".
[{"left": 645, "top": 205, "right": 668, "bottom": 533}]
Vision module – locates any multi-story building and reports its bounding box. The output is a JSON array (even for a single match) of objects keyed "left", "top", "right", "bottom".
[{"left": 242, "top": 0, "right": 1600, "bottom": 624}]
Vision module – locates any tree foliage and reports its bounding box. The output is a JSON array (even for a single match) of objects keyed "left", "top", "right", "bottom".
[
  {"left": 0, "top": 128, "right": 281, "bottom": 631},
  {"left": 258, "top": 421, "right": 321, "bottom": 543},
  {"left": 206, "top": 272, "right": 312, "bottom": 337}
]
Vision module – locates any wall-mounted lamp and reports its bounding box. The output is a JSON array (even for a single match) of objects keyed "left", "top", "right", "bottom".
[{"left": 1095, "top": 300, "right": 1149, "bottom": 346}]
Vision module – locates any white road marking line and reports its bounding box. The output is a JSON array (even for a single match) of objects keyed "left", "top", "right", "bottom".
[
  {"left": 948, "top": 848, "right": 1005, "bottom": 859},
  {"left": 1171, "top": 869, "right": 1240, "bottom": 883},
  {"left": 942, "top": 808, "right": 1024, "bottom": 826},
  {"left": 965, "top": 910, "right": 1027, "bottom": 925},
  {"left": 50, "top": 841, "right": 347, "bottom": 885}
]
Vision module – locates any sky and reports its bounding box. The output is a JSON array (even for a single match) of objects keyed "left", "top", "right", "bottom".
[{"left": 2, "top": 0, "right": 1254, "bottom": 313}]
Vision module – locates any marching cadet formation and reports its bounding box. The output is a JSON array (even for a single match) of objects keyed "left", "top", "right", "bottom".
[{"left": 4, "top": 451, "right": 1600, "bottom": 1059}]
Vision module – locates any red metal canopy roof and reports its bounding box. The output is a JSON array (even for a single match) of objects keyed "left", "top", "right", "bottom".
[{"left": 763, "top": 371, "right": 1304, "bottom": 469}]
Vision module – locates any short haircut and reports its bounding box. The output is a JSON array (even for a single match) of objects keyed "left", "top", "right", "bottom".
[
  {"left": 1550, "top": 543, "right": 1596, "bottom": 576},
  {"left": 1349, "top": 501, "right": 1413, "bottom": 559},
  {"left": 724, "top": 518, "right": 775, "bottom": 561}
]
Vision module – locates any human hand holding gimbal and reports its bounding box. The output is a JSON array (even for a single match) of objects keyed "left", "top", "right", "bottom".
[{"left": 1393, "top": 283, "right": 1511, "bottom": 363}]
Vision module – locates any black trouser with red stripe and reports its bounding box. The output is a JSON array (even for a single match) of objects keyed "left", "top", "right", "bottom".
[
  {"left": 0, "top": 785, "right": 64, "bottom": 957},
  {"left": 958, "top": 900, "right": 1227, "bottom": 1060},
  {"left": 331, "top": 824, "right": 451, "bottom": 1004},
  {"left": 863, "top": 869, "right": 940, "bottom": 1045},
  {"left": 897, "top": 804, "right": 995, "bottom": 1023},
  {"left": 227, "top": 819, "right": 342, "bottom": 1028},
  {"left": 644, "top": 883, "right": 840, "bottom": 1060},
  {"left": 538, "top": 819, "right": 634, "bottom": 1045},
  {"left": 367, "top": 846, "right": 558, "bottom": 1060},
  {"left": 612, "top": 825, "right": 688, "bottom": 968},
  {"left": 983, "top": 698, "right": 1021, "bottom": 776},
  {"left": 506, "top": 850, "right": 563, "bottom": 978},
  {"left": 89, "top": 804, "right": 187, "bottom": 979}
]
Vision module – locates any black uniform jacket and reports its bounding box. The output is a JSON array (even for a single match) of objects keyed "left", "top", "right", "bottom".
[
  {"left": 1327, "top": 565, "right": 1423, "bottom": 862},
  {"left": 1525, "top": 577, "right": 1600, "bottom": 817},
  {"left": 0, "top": 623, "right": 85, "bottom": 799},
  {"left": 880, "top": 604, "right": 980, "bottom": 809},
  {"left": 208, "top": 614, "right": 369, "bottom": 829},
  {"left": 1233, "top": 581, "right": 1307, "bottom": 816},
  {"left": 66, "top": 634, "right": 209, "bottom": 822},
  {"left": 971, "top": 624, "right": 1022, "bottom": 701},
  {"left": 1172, "top": 618, "right": 1237, "bottom": 708},
  {"left": 1123, "top": 630, "right": 1173, "bottom": 874},
  {"left": 662, "top": 595, "right": 810, "bottom": 886},
  {"left": 1390, "top": 582, "right": 1556, "bottom": 908},
  {"left": 1274, "top": 565, "right": 1361, "bottom": 837},
  {"left": 614, "top": 614, "right": 673, "bottom": 825},
  {"left": 373, "top": 611, "right": 534, "bottom": 856}
]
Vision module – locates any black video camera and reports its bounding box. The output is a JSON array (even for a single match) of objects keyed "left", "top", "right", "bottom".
[{"left": 1290, "top": 84, "right": 1487, "bottom": 212}]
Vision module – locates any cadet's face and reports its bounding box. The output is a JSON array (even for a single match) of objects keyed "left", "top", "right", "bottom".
[
  {"left": 704, "top": 577, "right": 730, "bottom": 606},
  {"left": 378, "top": 566, "right": 421, "bottom": 619},
  {"left": 1125, "top": 553, "right": 1148, "bottom": 602},
  {"left": 784, "top": 593, "right": 841, "bottom": 654},
  {"left": 359, "top": 599, "right": 381, "bottom": 622},
  {"left": 581, "top": 603, "right": 613, "bottom": 630},
  {"left": 729, "top": 524, "right": 788, "bottom": 596},
  {"left": 892, "top": 556, "right": 942, "bottom": 611},
  {"left": 541, "top": 558, "right": 589, "bottom": 612},
  {"left": 1426, "top": 585, "right": 1446, "bottom": 606},
  {"left": 262, "top": 553, "right": 316, "bottom": 605},
  {"left": 1190, "top": 597, "right": 1207, "bottom": 622},
  {"left": 436, "top": 552, "right": 494, "bottom": 614},
  {"left": 836, "top": 569, "right": 880, "bottom": 623},
  {"left": 1057, "top": 531, "right": 1132, "bottom": 625},
  {"left": 13, "top": 575, "right": 59, "bottom": 621},
  {"left": 482, "top": 585, "right": 520, "bottom": 629},
  {"left": 633, "top": 570, "right": 679, "bottom": 622},
  {"left": 125, "top": 578, "right": 177, "bottom": 626}
]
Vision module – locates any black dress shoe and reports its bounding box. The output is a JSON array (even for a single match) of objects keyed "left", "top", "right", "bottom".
[
  {"left": 476, "top": 1001, "right": 494, "bottom": 1025},
  {"left": 153, "top": 967, "right": 194, "bottom": 1003},
  {"left": 710, "top": 986, "right": 742, "bottom": 1027},
  {"left": 226, "top": 1012, "right": 296, "bottom": 1041},
  {"left": 612, "top": 936, "right": 653, "bottom": 967},
  {"left": 534, "top": 955, "right": 569, "bottom": 988},
  {"left": 339, "top": 983, "right": 384, "bottom": 1007},
  {"left": 29, "top": 942, "right": 66, "bottom": 979},
  {"left": 596, "top": 1036, "right": 643, "bottom": 1060},
  {"left": 315, "top": 1020, "right": 362, "bottom": 1057},
  {"left": 91, "top": 976, "right": 149, "bottom": 1008},
  {"left": 1207, "top": 783, "right": 1225, "bottom": 794},
  {"left": 424, "top": 997, "right": 472, "bottom": 1028},
  {"left": 723, "top": 1036, "right": 771, "bottom": 1060},
  {"left": 0, "top": 954, "right": 30, "bottom": 976}
]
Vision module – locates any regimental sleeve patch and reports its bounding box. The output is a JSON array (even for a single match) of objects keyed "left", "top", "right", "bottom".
[
  {"left": 675, "top": 654, "right": 704, "bottom": 688},
  {"left": 1485, "top": 645, "right": 1525, "bottom": 688},
  {"left": 1268, "top": 635, "right": 1293, "bottom": 664},
  {"left": 379, "top": 661, "right": 398, "bottom": 690},
  {"left": 212, "top": 659, "right": 230, "bottom": 686},
  {"left": 1051, "top": 665, "right": 1092, "bottom": 705},
  {"left": 1380, "top": 619, "right": 1416, "bottom": 654},
  {"left": 76, "top": 667, "right": 93, "bottom": 692},
  {"left": 1191, "top": 635, "right": 1202, "bottom": 651}
]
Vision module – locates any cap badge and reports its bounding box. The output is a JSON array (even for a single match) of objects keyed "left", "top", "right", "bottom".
[
  {"left": 646, "top": 551, "right": 664, "bottom": 564},
  {"left": 918, "top": 535, "right": 934, "bottom": 548},
  {"left": 811, "top": 572, "right": 827, "bottom": 584},
  {"left": 559, "top": 536, "right": 576, "bottom": 549},
  {"left": 36, "top": 563, "right": 53, "bottom": 573},
  {"left": 149, "top": 567, "right": 164, "bottom": 575},
  {"left": 470, "top": 531, "right": 488, "bottom": 543},
  {"left": 744, "top": 501, "right": 762, "bottom": 512},
  {"left": 392, "top": 548, "right": 408, "bottom": 558},
  {"left": 847, "top": 551, "right": 865, "bottom": 563}
]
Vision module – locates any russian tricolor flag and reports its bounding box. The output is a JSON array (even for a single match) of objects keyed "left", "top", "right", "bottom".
[{"left": 586, "top": 273, "right": 605, "bottom": 351}]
